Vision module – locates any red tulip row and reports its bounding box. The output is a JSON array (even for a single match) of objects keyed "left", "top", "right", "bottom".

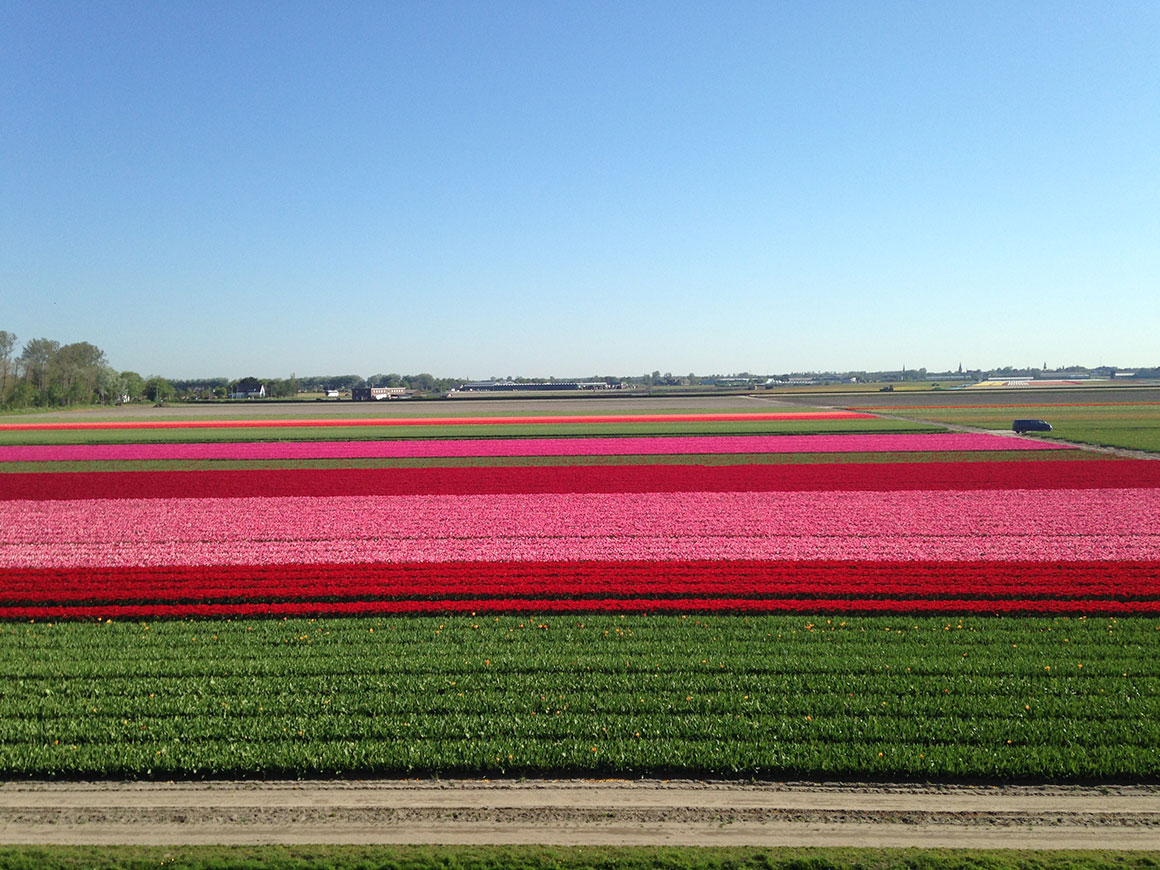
[
  {"left": 3, "top": 560, "right": 1157, "bottom": 618},
  {"left": 6, "top": 459, "right": 1160, "bottom": 501}
]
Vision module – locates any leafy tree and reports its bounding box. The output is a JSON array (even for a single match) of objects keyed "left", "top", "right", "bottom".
[
  {"left": 409, "top": 373, "right": 436, "bottom": 392},
  {"left": 0, "top": 333, "right": 118, "bottom": 408},
  {"left": 19, "top": 338, "right": 60, "bottom": 397},
  {"left": 143, "top": 376, "right": 175, "bottom": 403},
  {"left": 121, "top": 371, "right": 145, "bottom": 402},
  {"left": 94, "top": 365, "right": 126, "bottom": 404},
  {"left": 234, "top": 376, "right": 263, "bottom": 395},
  {"left": 5, "top": 379, "right": 36, "bottom": 409},
  {"left": 55, "top": 341, "right": 107, "bottom": 404},
  {"left": 368, "top": 373, "right": 403, "bottom": 388},
  {"left": 0, "top": 330, "right": 15, "bottom": 402},
  {"left": 265, "top": 377, "right": 298, "bottom": 398}
]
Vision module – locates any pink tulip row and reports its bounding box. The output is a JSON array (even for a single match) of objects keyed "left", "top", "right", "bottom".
[
  {"left": 3, "top": 488, "right": 1158, "bottom": 568},
  {"left": 0, "top": 432, "right": 1067, "bottom": 463}
]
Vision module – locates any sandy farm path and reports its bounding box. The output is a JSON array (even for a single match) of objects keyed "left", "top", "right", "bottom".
[{"left": 2, "top": 780, "right": 1160, "bottom": 849}]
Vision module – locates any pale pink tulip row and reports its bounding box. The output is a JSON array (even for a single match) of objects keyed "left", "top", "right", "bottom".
[
  {"left": 2, "top": 488, "right": 1157, "bottom": 568},
  {"left": 0, "top": 432, "right": 1065, "bottom": 463}
]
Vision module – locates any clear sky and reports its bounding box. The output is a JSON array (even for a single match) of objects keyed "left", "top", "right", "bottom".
[{"left": 3, "top": 1, "right": 1157, "bottom": 379}]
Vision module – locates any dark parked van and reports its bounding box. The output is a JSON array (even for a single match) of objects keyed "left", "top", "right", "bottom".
[{"left": 1012, "top": 419, "right": 1052, "bottom": 433}]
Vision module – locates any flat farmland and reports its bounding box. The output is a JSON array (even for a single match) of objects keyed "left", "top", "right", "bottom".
[
  {"left": 1, "top": 400, "right": 1157, "bottom": 786},
  {"left": 2, "top": 398, "right": 1160, "bottom": 858}
]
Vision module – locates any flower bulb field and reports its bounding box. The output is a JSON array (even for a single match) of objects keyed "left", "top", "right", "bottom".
[{"left": 0, "top": 401, "right": 1158, "bottom": 782}]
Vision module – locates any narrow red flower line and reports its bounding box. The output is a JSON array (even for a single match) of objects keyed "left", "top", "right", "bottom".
[
  {"left": 0, "top": 411, "right": 872, "bottom": 431},
  {"left": 5, "top": 460, "right": 1158, "bottom": 501},
  {"left": 4, "top": 597, "right": 1156, "bottom": 620}
]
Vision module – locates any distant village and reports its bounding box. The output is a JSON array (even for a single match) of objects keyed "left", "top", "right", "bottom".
[
  {"left": 2, "top": 326, "right": 1156, "bottom": 409},
  {"left": 201, "top": 364, "right": 1157, "bottom": 402}
]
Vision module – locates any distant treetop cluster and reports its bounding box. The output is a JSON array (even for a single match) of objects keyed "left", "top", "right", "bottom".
[{"left": 0, "top": 330, "right": 165, "bottom": 409}]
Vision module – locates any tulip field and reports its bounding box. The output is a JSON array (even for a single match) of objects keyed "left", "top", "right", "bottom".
[{"left": 0, "top": 405, "right": 1158, "bottom": 780}]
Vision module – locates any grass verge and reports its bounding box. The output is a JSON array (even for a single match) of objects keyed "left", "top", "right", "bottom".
[
  {"left": 847, "top": 405, "right": 1160, "bottom": 454},
  {"left": 0, "top": 845, "right": 1158, "bottom": 870}
]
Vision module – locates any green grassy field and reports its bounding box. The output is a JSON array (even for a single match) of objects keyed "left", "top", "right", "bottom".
[
  {"left": 845, "top": 403, "right": 1160, "bottom": 454},
  {"left": 2, "top": 614, "right": 1155, "bottom": 781},
  {"left": 1, "top": 844, "right": 1158, "bottom": 870},
  {"left": 3, "top": 844, "right": 1158, "bottom": 870}
]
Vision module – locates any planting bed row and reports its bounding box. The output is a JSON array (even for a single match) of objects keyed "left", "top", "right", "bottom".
[{"left": 1, "top": 614, "right": 1155, "bottom": 779}]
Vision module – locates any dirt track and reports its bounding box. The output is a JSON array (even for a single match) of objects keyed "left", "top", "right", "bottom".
[{"left": 2, "top": 780, "right": 1159, "bottom": 848}]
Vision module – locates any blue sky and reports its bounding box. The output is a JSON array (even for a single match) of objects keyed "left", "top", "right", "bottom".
[{"left": 3, "top": 1, "right": 1157, "bottom": 379}]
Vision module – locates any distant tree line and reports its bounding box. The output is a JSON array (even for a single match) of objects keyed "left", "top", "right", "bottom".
[
  {"left": 164, "top": 373, "right": 466, "bottom": 399},
  {"left": 296, "top": 373, "right": 463, "bottom": 393},
  {"left": 0, "top": 330, "right": 174, "bottom": 409}
]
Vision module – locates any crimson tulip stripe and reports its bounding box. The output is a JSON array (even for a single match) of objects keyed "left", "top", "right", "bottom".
[
  {"left": 0, "top": 411, "right": 872, "bottom": 432},
  {"left": 5, "top": 458, "right": 1154, "bottom": 501},
  {"left": 0, "top": 432, "right": 1064, "bottom": 463},
  {"left": 3, "top": 561, "right": 1157, "bottom": 607}
]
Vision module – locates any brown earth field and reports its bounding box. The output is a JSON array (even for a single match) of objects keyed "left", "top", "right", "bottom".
[
  {"left": 0, "top": 394, "right": 796, "bottom": 422},
  {"left": 2, "top": 780, "right": 1160, "bottom": 849}
]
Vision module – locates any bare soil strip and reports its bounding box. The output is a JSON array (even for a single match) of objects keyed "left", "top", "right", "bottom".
[
  {"left": 2, "top": 395, "right": 787, "bottom": 423},
  {"left": 2, "top": 780, "right": 1159, "bottom": 849}
]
